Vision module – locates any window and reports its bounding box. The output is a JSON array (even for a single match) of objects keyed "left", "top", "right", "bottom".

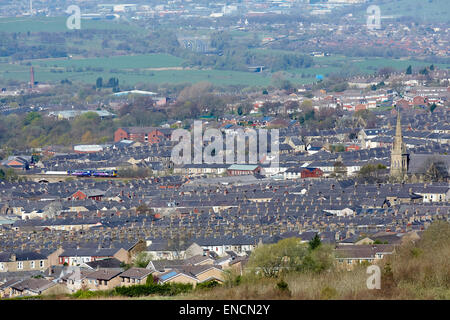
[
  {"left": 30, "top": 261, "right": 35, "bottom": 269},
  {"left": 40, "top": 260, "right": 45, "bottom": 268},
  {"left": 17, "top": 261, "right": 23, "bottom": 270},
  {"left": 0, "top": 263, "right": 4, "bottom": 270}
]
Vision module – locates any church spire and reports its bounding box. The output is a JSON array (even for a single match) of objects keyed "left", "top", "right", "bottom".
[
  {"left": 390, "top": 107, "right": 408, "bottom": 180},
  {"left": 395, "top": 108, "right": 402, "bottom": 139},
  {"left": 393, "top": 108, "right": 405, "bottom": 153}
]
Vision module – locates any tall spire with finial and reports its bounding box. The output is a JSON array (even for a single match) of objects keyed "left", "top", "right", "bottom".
[{"left": 390, "top": 107, "right": 408, "bottom": 179}]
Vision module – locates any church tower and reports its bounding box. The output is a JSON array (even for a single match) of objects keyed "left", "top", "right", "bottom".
[{"left": 390, "top": 109, "right": 409, "bottom": 180}]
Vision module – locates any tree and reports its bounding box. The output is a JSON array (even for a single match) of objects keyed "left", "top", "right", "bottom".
[
  {"left": 378, "top": 67, "right": 395, "bottom": 78},
  {"left": 271, "top": 72, "right": 293, "bottom": 91},
  {"left": 247, "top": 238, "right": 308, "bottom": 277},
  {"left": 284, "top": 100, "right": 299, "bottom": 114},
  {"left": 423, "top": 160, "right": 449, "bottom": 182},
  {"left": 96, "top": 77, "right": 103, "bottom": 89},
  {"left": 236, "top": 102, "right": 253, "bottom": 116},
  {"left": 106, "top": 77, "right": 119, "bottom": 90},
  {"left": 146, "top": 274, "right": 154, "bottom": 285},
  {"left": 430, "top": 103, "right": 437, "bottom": 113},
  {"left": 81, "top": 130, "right": 93, "bottom": 143},
  {"left": 301, "top": 100, "right": 313, "bottom": 109},
  {"left": 419, "top": 67, "right": 429, "bottom": 75},
  {"left": 355, "top": 109, "right": 377, "bottom": 128},
  {"left": 23, "top": 112, "right": 41, "bottom": 126},
  {"left": 133, "top": 252, "right": 152, "bottom": 268},
  {"left": 309, "top": 234, "right": 321, "bottom": 250},
  {"left": 136, "top": 203, "right": 152, "bottom": 215},
  {"left": 167, "top": 232, "right": 193, "bottom": 259},
  {"left": 406, "top": 65, "right": 412, "bottom": 75},
  {"left": 333, "top": 160, "right": 346, "bottom": 176},
  {"left": 358, "top": 163, "right": 388, "bottom": 183},
  {"left": 247, "top": 237, "right": 335, "bottom": 277},
  {"left": 0, "top": 166, "right": 18, "bottom": 182}
]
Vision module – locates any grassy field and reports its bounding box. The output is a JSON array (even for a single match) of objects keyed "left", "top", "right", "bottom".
[
  {"left": 251, "top": 50, "right": 449, "bottom": 75},
  {"left": 1, "top": 54, "right": 448, "bottom": 87},
  {"left": 35, "top": 54, "right": 185, "bottom": 70},
  {"left": 0, "top": 61, "right": 272, "bottom": 86},
  {"left": 0, "top": 17, "right": 143, "bottom": 33}
]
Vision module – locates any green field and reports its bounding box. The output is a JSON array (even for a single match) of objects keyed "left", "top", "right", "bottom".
[
  {"left": 249, "top": 50, "right": 450, "bottom": 80},
  {"left": 1, "top": 53, "right": 448, "bottom": 87},
  {"left": 0, "top": 17, "right": 143, "bottom": 33},
  {"left": 0, "top": 59, "right": 272, "bottom": 86},
  {"left": 313, "top": 55, "right": 449, "bottom": 74},
  {"left": 35, "top": 54, "right": 184, "bottom": 70}
]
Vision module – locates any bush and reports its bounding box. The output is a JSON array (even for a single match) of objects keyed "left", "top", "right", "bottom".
[
  {"left": 72, "top": 289, "right": 112, "bottom": 299},
  {"left": 113, "top": 282, "right": 193, "bottom": 297},
  {"left": 320, "top": 286, "right": 337, "bottom": 300},
  {"left": 196, "top": 280, "right": 220, "bottom": 290},
  {"left": 276, "top": 280, "right": 289, "bottom": 291}
]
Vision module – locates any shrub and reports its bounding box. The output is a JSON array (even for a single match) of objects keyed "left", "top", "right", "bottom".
[
  {"left": 276, "top": 280, "right": 289, "bottom": 292},
  {"left": 71, "top": 289, "right": 112, "bottom": 299},
  {"left": 320, "top": 286, "right": 337, "bottom": 300},
  {"left": 113, "top": 283, "right": 193, "bottom": 297},
  {"left": 196, "top": 280, "right": 220, "bottom": 290}
]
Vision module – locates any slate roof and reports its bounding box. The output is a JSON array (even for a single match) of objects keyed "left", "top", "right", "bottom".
[
  {"left": 0, "top": 251, "right": 47, "bottom": 262},
  {"left": 85, "top": 258, "right": 122, "bottom": 269},
  {"left": 85, "top": 269, "right": 122, "bottom": 281},
  {"left": 119, "top": 267, "right": 153, "bottom": 279},
  {"left": 11, "top": 278, "right": 56, "bottom": 293}
]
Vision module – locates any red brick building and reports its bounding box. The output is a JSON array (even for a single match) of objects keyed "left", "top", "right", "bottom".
[
  {"left": 412, "top": 96, "right": 428, "bottom": 106},
  {"left": 70, "top": 189, "right": 105, "bottom": 201},
  {"left": 345, "top": 145, "right": 360, "bottom": 152},
  {"left": 300, "top": 168, "right": 323, "bottom": 178},
  {"left": 2, "top": 157, "right": 29, "bottom": 169},
  {"left": 355, "top": 104, "right": 367, "bottom": 112},
  {"left": 114, "top": 127, "right": 173, "bottom": 144},
  {"left": 396, "top": 99, "right": 411, "bottom": 110}
]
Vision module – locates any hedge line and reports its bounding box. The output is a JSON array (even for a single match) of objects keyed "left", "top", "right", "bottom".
[{"left": 113, "top": 282, "right": 193, "bottom": 297}]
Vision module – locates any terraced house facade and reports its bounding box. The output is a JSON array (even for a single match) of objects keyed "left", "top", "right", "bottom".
[{"left": 0, "top": 252, "right": 48, "bottom": 273}]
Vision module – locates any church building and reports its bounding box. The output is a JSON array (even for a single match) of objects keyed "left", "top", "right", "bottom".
[{"left": 390, "top": 109, "right": 409, "bottom": 181}]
